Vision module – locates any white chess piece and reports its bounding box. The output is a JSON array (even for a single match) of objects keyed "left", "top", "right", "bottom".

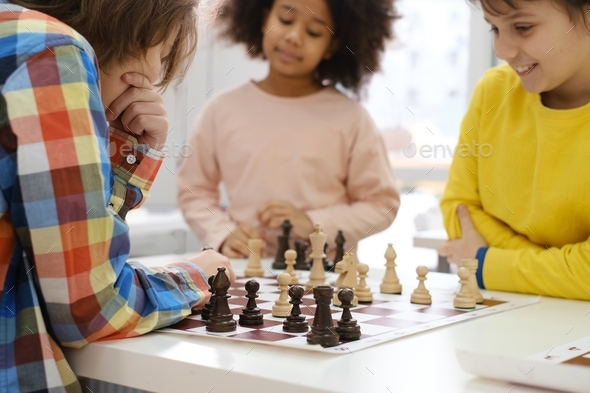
[
  {"left": 380, "top": 243, "right": 402, "bottom": 294},
  {"left": 333, "top": 253, "right": 359, "bottom": 306},
  {"left": 305, "top": 224, "right": 328, "bottom": 291},
  {"left": 284, "top": 249, "right": 298, "bottom": 285},
  {"left": 244, "top": 238, "right": 264, "bottom": 277},
  {"left": 356, "top": 262, "right": 373, "bottom": 303},
  {"left": 454, "top": 267, "right": 476, "bottom": 309},
  {"left": 272, "top": 273, "right": 293, "bottom": 317},
  {"left": 410, "top": 266, "right": 432, "bottom": 305},
  {"left": 462, "top": 258, "right": 483, "bottom": 304}
]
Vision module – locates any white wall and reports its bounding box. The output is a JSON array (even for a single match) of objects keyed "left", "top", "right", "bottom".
[{"left": 145, "top": 4, "right": 495, "bottom": 208}]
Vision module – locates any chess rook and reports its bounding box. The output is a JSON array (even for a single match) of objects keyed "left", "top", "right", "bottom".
[
  {"left": 305, "top": 224, "right": 328, "bottom": 291},
  {"left": 307, "top": 286, "right": 340, "bottom": 347},
  {"left": 244, "top": 238, "right": 264, "bottom": 277},
  {"left": 206, "top": 267, "right": 237, "bottom": 332}
]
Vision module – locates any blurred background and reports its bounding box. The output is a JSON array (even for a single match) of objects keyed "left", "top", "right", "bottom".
[{"left": 127, "top": 0, "right": 500, "bottom": 271}]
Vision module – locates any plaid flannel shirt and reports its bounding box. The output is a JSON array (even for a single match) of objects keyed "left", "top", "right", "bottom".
[{"left": 0, "top": 3, "right": 209, "bottom": 392}]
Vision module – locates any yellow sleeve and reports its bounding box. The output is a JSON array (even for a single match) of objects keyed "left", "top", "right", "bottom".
[
  {"left": 484, "top": 242, "right": 590, "bottom": 300},
  {"left": 440, "top": 76, "right": 542, "bottom": 251}
]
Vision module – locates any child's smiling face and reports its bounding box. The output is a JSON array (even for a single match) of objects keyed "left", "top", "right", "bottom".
[
  {"left": 484, "top": 0, "right": 590, "bottom": 105},
  {"left": 261, "top": 0, "right": 336, "bottom": 81}
]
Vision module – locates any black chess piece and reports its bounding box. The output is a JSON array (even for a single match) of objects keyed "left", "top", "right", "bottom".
[
  {"left": 239, "top": 280, "right": 264, "bottom": 326},
  {"left": 273, "top": 219, "right": 292, "bottom": 269},
  {"left": 206, "top": 267, "right": 237, "bottom": 332},
  {"left": 322, "top": 243, "right": 333, "bottom": 272},
  {"left": 294, "top": 239, "right": 310, "bottom": 270},
  {"left": 201, "top": 275, "right": 216, "bottom": 320},
  {"left": 307, "top": 286, "right": 339, "bottom": 347},
  {"left": 334, "top": 230, "right": 345, "bottom": 264},
  {"left": 335, "top": 289, "right": 361, "bottom": 341},
  {"left": 283, "top": 285, "right": 309, "bottom": 333}
]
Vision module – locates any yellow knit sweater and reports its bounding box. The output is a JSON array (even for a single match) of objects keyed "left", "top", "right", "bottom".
[{"left": 440, "top": 64, "right": 590, "bottom": 300}]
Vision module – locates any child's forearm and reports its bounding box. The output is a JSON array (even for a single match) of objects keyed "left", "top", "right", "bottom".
[{"left": 480, "top": 243, "right": 590, "bottom": 301}]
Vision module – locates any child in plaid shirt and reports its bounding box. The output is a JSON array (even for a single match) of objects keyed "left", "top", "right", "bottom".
[{"left": 0, "top": 1, "right": 233, "bottom": 391}]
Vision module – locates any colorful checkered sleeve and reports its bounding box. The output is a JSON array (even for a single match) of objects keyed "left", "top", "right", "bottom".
[{"left": 0, "top": 3, "right": 209, "bottom": 392}]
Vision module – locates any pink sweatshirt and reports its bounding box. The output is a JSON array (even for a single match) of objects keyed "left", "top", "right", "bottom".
[{"left": 177, "top": 81, "right": 400, "bottom": 255}]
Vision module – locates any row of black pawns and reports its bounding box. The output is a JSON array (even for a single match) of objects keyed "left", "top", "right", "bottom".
[{"left": 201, "top": 267, "right": 361, "bottom": 348}]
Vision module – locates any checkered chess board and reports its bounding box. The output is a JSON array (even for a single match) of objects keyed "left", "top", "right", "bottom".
[{"left": 158, "top": 273, "right": 539, "bottom": 354}]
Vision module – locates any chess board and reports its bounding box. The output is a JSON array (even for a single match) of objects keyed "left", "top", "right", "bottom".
[
  {"left": 528, "top": 336, "right": 590, "bottom": 367},
  {"left": 158, "top": 272, "right": 539, "bottom": 354}
]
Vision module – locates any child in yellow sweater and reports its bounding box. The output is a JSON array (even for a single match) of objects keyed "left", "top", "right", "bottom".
[{"left": 439, "top": 0, "right": 590, "bottom": 300}]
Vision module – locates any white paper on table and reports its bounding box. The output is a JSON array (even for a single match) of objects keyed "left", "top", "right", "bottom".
[{"left": 457, "top": 344, "right": 590, "bottom": 393}]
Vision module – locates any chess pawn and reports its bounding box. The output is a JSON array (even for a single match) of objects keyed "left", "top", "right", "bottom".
[
  {"left": 283, "top": 285, "right": 309, "bottom": 333},
  {"left": 410, "top": 266, "right": 432, "bottom": 305},
  {"left": 305, "top": 224, "right": 328, "bottom": 291},
  {"left": 356, "top": 263, "right": 373, "bottom": 303},
  {"left": 454, "top": 267, "right": 476, "bottom": 309},
  {"left": 284, "top": 249, "right": 298, "bottom": 285},
  {"left": 307, "top": 286, "right": 340, "bottom": 347},
  {"left": 335, "top": 289, "right": 361, "bottom": 341},
  {"left": 272, "top": 273, "right": 293, "bottom": 317},
  {"left": 380, "top": 243, "right": 402, "bottom": 294},
  {"left": 244, "top": 238, "right": 264, "bottom": 277},
  {"left": 206, "top": 267, "right": 237, "bottom": 332},
  {"left": 201, "top": 275, "right": 216, "bottom": 320},
  {"left": 239, "top": 280, "right": 263, "bottom": 326},
  {"left": 462, "top": 258, "right": 483, "bottom": 304}
]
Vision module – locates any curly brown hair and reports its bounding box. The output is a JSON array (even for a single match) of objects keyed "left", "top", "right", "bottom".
[
  {"left": 220, "top": 0, "right": 399, "bottom": 96},
  {"left": 9, "top": 0, "right": 199, "bottom": 89},
  {"left": 470, "top": 0, "right": 590, "bottom": 29}
]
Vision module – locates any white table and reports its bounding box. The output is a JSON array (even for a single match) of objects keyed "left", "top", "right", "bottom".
[{"left": 64, "top": 255, "right": 590, "bottom": 393}]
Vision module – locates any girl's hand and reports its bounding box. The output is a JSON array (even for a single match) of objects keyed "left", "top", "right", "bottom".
[
  {"left": 438, "top": 205, "right": 487, "bottom": 266},
  {"left": 258, "top": 200, "right": 314, "bottom": 238},
  {"left": 106, "top": 72, "right": 168, "bottom": 150},
  {"left": 220, "top": 223, "right": 266, "bottom": 258}
]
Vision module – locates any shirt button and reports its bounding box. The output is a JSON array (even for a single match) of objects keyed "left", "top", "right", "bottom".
[{"left": 126, "top": 154, "right": 137, "bottom": 165}]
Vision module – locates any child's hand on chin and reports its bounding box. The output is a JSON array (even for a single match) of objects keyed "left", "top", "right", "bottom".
[
  {"left": 258, "top": 200, "right": 314, "bottom": 239},
  {"left": 106, "top": 72, "right": 168, "bottom": 150}
]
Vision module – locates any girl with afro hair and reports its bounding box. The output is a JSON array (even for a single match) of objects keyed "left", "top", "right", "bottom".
[{"left": 178, "top": 0, "right": 401, "bottom": 258}]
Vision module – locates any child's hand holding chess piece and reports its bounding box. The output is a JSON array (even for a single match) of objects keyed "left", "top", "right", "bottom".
[
  {"left": 220, "top": 223, "right": 267, "bottom": 258},
  {"left": 258, "top": 200, "right": 314, "bottom": 239}
]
